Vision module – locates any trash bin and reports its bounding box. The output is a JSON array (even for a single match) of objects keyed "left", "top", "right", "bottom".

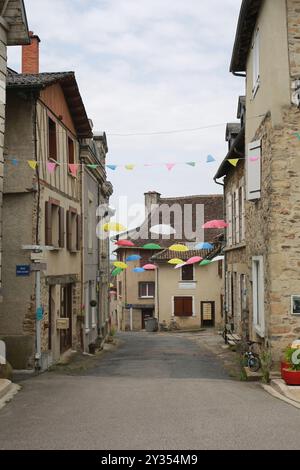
[{"left": 145, "top": 317, "right": 158, "bottom": 332}]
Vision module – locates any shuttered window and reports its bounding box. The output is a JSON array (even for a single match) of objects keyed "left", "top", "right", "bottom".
[
  {"left": 68, "top": 137, "right": 75, "bottom": 164},
  {"left": 181, "top": 264, "right": 194, "bottom": 281},
  {"left": 226, "top": 193, "right": 233, "bottom": 246},
  {"left": 139, "top": 282, "right": 155, "bottom": 298},
  {"left": 174, "top": 297, "right": 193, "bottom": 317},
  {"left": 234, "top": 189, "right": 240, "bottom": 244},
  {"left": 48, "top": 117, "right": 57, "bottom": 161},
  {"left": 45, "top": 200, "right": 64, "bottom": 248},
  {"left": 247, "top": 140, "right": 261, "bottom": 201}
]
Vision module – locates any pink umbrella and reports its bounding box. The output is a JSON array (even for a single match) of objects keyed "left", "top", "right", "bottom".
[
  {"left": 174, "top": 263, "right": 187, "bottom": 270},
  {"left": 186, "top": 256, "right": 203, "bottom": 265},
  {"left": 115, "top": 240, "right": 135, "bottom": 247},
  {"left": 143, "top": 264, "right": 157, "bottom": 270},
  {"left": 202, "top": 220, "right": 229, "bottom": 229}
]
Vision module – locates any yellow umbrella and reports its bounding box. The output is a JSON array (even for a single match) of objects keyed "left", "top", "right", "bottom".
[
  {"left": 169, "top": 244, "right": 189, "bottom": 252},
  {"left": 168, "top": 258, "right": 183, "bottom": 265},
  {"left": 102, "top": 222, "right": 126, "bottom": 232},
  {"left": 113, "top": 261, "right": 128, "bottom": 269}
]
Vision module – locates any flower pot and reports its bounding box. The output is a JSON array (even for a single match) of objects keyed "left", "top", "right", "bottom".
[
  {"left": 282, "top": 368, "right": 300, "bottom": 386},
  {"left": 281, "top": 361, "right": 291, "bottom": 376}
]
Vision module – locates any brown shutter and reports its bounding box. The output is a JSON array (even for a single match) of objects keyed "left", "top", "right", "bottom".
[
  {"left": 148, "top": 282, "right": 155, "bottom": 297},
  {"left": 174, "top": 297, "right": 184, "bottom": 317},
  {"left": 183, "top": 297, "right": 193, "bottom": 316},
  {"left": 59, "top": 207, "right": 65, "bottom": 248},
  {"left": 45, "top": 201, "right": 52, "bottom": 246},
  {"left": 66, "top": 210, "right": 72, "bottom": 251},
  {"left": 76, "top": 214, "right": 82, "bottom": 251}
]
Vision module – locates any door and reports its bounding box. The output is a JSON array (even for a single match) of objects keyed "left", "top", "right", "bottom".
[
  {"left": 201, "top": 301, "right": 215, "bottom": 327},
  {"left": 60, "top": 284, "right": 73, "bottom": 353},
  {"left": 142, "top": 309, "right": 153, "bottom": 329}
]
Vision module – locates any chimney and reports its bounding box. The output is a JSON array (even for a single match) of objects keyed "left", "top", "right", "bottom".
[
  {"left": 144, "top": 191, "right": 161, "bottom": 215},
  {"left": 22, "top": 31, "right": 41, "bottom": 74}
]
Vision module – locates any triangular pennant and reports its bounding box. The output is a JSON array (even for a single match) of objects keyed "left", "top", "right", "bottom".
[
  {"left": 206, "top": 155, "right": 216, "bottom": 163},
  {"left": 186, "top": 162, "right": 196, "bottom": 167},
  {"left": 87, "top": 164, "right": 99, "bottom": 169},
  {"left": 69, "top": 163, "right": 79, "bottom": 177},
  {"left": 125, "top": 164, "right": 135, "bottom": 170},
  {"left": 250, "top": 156, "right": 260, "bottom": 162},
  {"left": 46, "top": 161, "right": 57, "bottom": 173},
  {"left": 106, "top": 165, "right": 117, "bottom": 171},
  {"left": 28, "top": 160, "right": 38, "bottom": 170},
  {"left": 166, "top": 163, "right": 176, "bottom": 171},
  {"left": 228, "top": 159, "right": 239, "bottom": 167}
]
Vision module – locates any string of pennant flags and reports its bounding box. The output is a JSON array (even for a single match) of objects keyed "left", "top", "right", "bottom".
[{"left": 3, "top": 154, "right": 261, "bottom": 175}]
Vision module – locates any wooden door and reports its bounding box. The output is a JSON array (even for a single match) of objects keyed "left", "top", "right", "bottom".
[
  {"left": 60, "top": 284, "right": 73, "bottom": 353},
  {"left": 201, "top": 301, "right": 215, "bottom": 327}
]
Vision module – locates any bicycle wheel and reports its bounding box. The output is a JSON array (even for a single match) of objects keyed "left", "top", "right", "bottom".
[{"left": 248, "top": 354, "right": 261, "bottom": 372}]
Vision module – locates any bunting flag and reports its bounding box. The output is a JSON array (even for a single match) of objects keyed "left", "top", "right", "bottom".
[
  {"left": 250, "top": 156, "right": 260, "bottom": 162},
  {"left": 69, "top": 163, "right": 79, "bottom": 177},
  {"left": 206, "top": 155, "right": 216, "bottom": 163},
  {"left": 106, "top": 165, "right": 117, "bottom": 171},
  {"left": 228, "top": 159, "right": 239, "bottom": 167},
  {"left": 87, "top": 164, "right": 99, "bottom": 169},
  {"left": 28, "top": 160, "right": 38, "bottom": 170},
  {"left": 166, "top": 163, "right": 176, "bottom": 171},
  {"left": 294, "top": 132, "right": 300, "bottom": 141},
  {"left": 125, "top": 164, "right": 135, "bottom": 171},
  {"left": 46, "top": 161, "right": 57, "bottom": 173},
  {"left": 186, "top": 162, "right": 196, "bottom": 167}
]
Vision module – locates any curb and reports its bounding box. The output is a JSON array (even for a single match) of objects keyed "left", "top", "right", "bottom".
[
  {"left": 0, "top": 382, "right": 21, "bottom": 411},
  {"left": 262, "top": 384, "right": 300, "bottom": 410}
]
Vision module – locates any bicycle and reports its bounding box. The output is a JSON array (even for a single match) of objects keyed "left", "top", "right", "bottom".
[{"left": 242, "top": 341, "right": 261, "bottom": 372}]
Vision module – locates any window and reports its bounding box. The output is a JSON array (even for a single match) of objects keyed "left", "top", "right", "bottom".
[
  {"left": 45, "top": 200, "right": 64, "bottom": 248},
  {"left": 218, "top": 260, "right": 223, "bottom": 278},
  {"left": 48, "top": 117, "right": 57, "bottom": 161},
  {"left": 88, "top": 195, "right": 93, "bottom": 252},
  {"left": 68, "top": 137, "right": 75, "bottom": 165},
  {"left": 226, "top": 193, "right": 233, "bottom": 246},
  {"left": 252, "top": 29, "right": 260, "bottom": 96},
  {"left": 247, "top": 140, "right": 261, "bottom": 201},
  {"left": 173, "top": 297, "right": 193, "bottom": 317},
  {"left": 181, "top": 264, "right": 194, "bottom": 281},
  {"left": 239, "top": 184, "right": 245, "bottom": 241},
  {"left": 139, "top": 282, "right": 155, "bottom": 299},
  {"left": 234, "top": 189, "right": 240, "bottom": 244},
  {"left": 252, "top": 256, "right": 265, "bottom": 337},
  {"left": 67, "top": 209, "right": 81, "bottom": 252}
]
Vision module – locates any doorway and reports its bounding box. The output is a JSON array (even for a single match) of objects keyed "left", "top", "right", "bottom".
[
  {"left": 141, "top": 309, "right": 154, "bottom": 329},
  {"left": 60, "top": 284, "right": 73, "bottom": 353},
  {"left": 201, "top": 301, "right": 215, "bottom": 327}
]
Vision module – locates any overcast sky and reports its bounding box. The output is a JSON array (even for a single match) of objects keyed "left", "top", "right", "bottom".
[{"left": 8, "top": 0, "right": 244, "bottom": 227}]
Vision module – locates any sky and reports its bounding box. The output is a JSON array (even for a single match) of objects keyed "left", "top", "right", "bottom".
[{"left": 8, "top": 0, "right": 244, "bottom": 228}]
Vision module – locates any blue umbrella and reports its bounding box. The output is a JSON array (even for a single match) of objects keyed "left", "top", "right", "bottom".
[
  {"left": 195, "top": 242, "right": 214, "bottom": 250},
  {"left": 133, "top": 267, "right": 145, "bottom": 273},
  {"left": 126, "top": 255, "right": 142, "bottom": 262}
]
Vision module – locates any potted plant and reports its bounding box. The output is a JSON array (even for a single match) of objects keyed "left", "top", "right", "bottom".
[{"left": 282, "top": 345, "right": 300, "bottom": 385}]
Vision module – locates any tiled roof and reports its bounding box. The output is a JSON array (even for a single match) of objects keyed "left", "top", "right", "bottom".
[
  {"left": 7, "top": 69, "right": 92, "bottom": 138},
  {"left": 214, "top": 126, "right": 245, "bottom": 180}
]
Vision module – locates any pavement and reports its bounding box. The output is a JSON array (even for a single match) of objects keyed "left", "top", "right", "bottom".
[{"left": 0, "top": 331, "right": 300, "bottom": 450}]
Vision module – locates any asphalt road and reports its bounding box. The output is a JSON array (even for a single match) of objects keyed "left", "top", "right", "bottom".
[{"left": 1, "top": 332, "right": 300, "bottom": 450}]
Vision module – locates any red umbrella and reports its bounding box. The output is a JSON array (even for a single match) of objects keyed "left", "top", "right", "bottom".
[
  {"left": 143, "top": 264, "right": 157, "bottom": 270},
  {"left": 202, "top": 220, "right": 229, "bottom": 229},
  {"left": 115, "top": 240, "right": 135, "bottom": 247},
  {"left": 186, "top": 256, "right": 203, "bottom": 265}
]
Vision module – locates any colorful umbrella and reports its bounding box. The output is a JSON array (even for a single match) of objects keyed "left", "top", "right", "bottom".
[
  {"left": 113, "top": 261, "right": 128, "bottom": 269},
  {"left": 199, "top": 260, "right": 212, "bottom": 266},
  {"left": 126, "top": 255, "right": 142, "bottom": 262},
  {"left": 186, "top": 256, "right": 203, "bottom": 265},
  {"left": 174, "top": 263, "right": 187, "bottom": 269},
  {"left": 142, "top": 243, "right": 162, "bottom": 250},
  {"left": 195, "top": 242, "right": 214, "bottom": 250},
  {"left": 211, "top": 256, "right": 224, "bottom": 262},
  {"left": 103, "top": 222, "right": 126, "bottom": 232},
  {"left": 133, "top": 267, "right": 146, "bottom": 273},
  {"left": 115, "top": 240, "right": 135, "bottom": 247},
  {"left": 150, "top": 224, "right": 176, "bottom": 235},
  {"left": 143, "top": 264, "right": 157, "bottom": 270},
  {"left": 169, "top": 244, "right": 189, "bottom": 252},
  {"left": 202, "top": 220, "right": 229, "bottom": 229},
  {"left": 168, "top": 258, "right": 183, "bottom": 265},
  {"left": 111, "top": 267, "right": 123, "bottom": 276}
]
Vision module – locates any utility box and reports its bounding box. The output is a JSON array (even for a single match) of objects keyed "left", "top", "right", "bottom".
[{"left": 145, "top": 318, "right": 158, "bottom": 333}]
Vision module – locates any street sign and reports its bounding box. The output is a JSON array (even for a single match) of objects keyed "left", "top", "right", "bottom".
[
  {"left": 31, "top": 263, "right": 47, "bottom": 272},
  {"left": 16, "top": 265, "right": 30, "bottom": 277},
  {"left": 36, "top": 307, "right": 44, "bottom": 321}
]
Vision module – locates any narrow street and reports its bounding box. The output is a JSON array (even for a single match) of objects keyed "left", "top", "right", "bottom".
[{"left": 0, "top": 332, "right": 300, "bottom": 450}]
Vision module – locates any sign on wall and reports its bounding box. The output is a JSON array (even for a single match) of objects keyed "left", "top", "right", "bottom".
[
  {"left": 16, "top": 265, "right": 30, "bottom": 277},
  {"left": 291, "top": 295, "right": 300, "bottom": 315}
]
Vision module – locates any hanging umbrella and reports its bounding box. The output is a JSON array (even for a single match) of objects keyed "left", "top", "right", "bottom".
[
  {"left": 169, "top": 244, "right": 189, "bottom": 252},
  {"left": 186, "top": 256, "right": 203, "bottom": 265},
  {"left": 126, "top": 254, "right": 142, "bottom": 262},
  {"left": 111, "top": 267, "right": 123, "bottom": 276},
  {"left": 115, "top": 240, "right": 135, "bottom": 247},
  {"left": 168, "top": 258, "right": 183, "bottom": 265},
  {"left": 142, "top": 243, "right": 162, "bottom": 249},
  {"left": 195, "top": 242, "right": 214, "bottom": 250},
  {"left": 113, "top": 261, "right": 128, "bottom": 269},
  {"left": 202, "top": 220, "right": 229, "bottom": 229},
  {"left": 103, "top": 222, "right": 126, "bottom": 232},
  {"left": 143, "top": 264, "right": 157, "bottom": 270},
  {"left": 150, "top": 224, "right": 176, "bottom": 235},
  {"left": 199, "top": 260, "right": 212, "bottom": 266},
  {"left": 133, "top": 267, "right": 145, "bottom": 273},
  {"left": 211, "top": 256, "right": 224, "bottom": 262},
  {"left": 174, "top": 263, "right": 187, "bottom": 270}
]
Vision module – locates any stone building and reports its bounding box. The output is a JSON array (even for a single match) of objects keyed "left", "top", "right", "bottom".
[
  {"left": 114, "top": 191, "right": 224, "bottom": 331},
  {"left": 1, "top": 33, "right": 92, "bottom": 370},
  {"left": 214, "top": 97, "right": 248, "bottom": 339},
  {"left": 80, "top": 131, "right": 113, "bottom": 352},
  {"left": 215, "top": 0, "right": 300, "bottom": 362},
  {"left": 0, "top": 1, "right": 29, "bottom": 302}
]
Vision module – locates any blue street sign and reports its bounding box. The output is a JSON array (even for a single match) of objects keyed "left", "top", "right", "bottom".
[
  {"left": 36, "top": 307, "right": 44, "bottom": 321},
  {"left": 16, "top": 265, "right": 30, "bottom": 277}
]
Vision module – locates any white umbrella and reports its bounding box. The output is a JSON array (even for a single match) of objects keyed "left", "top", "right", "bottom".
[
  {"left": 150, "top": 224, "right": 176, "bottom": 235},
  {"left": 174, "top": 263, "right": 187, "bottom": 269},
  {"left": 211, "top": 256, "right": 224, "bottom": 262}
]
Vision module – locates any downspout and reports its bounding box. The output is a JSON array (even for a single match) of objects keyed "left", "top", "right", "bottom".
[
  {"left": 214, "top": 176, "right": 228, "bottom": 344},
  {"left": 33, "top": 96, "right": 40, "bottom": 245},
  {"left": 80, "top": 149, "right": 85, "bottom": 351}
]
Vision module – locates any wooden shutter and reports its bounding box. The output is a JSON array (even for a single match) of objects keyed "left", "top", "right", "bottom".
[
  {"left": 183, "top": 297, "right": 193, "bottom": 316},
  {"left": 148, "top": 283, "right": 155, "bottom": 297},
  {"left": 59, "top": 207, "right": 65, "bottom": 248},
  {"left": 174, "top": 297, "right": 184, "bottom": 317},
  {"left": 226, "top": 193, "right": 233, "bottom": 246},
  {"left": 235, "top": 189, "right": 240, "bottom": 244},
  {"left": 76, "top": 214, "right": 82, "bottom": 251},
  {"left": 247, "top": 140, "right": 261, "bottom": 200},
  {"left": 240, "top": 184, "right": 245, "bottom": 241},
  {"left": 66, "top": 210, "right": 72, "bottom": 251},
  {"left": 45, "top": 201, "right": 52, "bottom": 246}
]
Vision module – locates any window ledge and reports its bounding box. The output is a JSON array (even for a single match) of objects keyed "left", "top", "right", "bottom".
[{"left": 254, "top": 325, "right": 265, "bottom": 338}]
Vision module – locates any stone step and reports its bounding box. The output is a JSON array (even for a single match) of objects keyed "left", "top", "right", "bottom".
[
  {"left": 0, "top": 379, "right": 12, "bottom": 400},
  {"left": 244, "top": 367, "right": 263, "bottom": 381}
]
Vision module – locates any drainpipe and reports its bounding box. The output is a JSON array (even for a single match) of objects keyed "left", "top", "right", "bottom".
[{"left": 214, "top": 176, "right": 228, "bottom": 344}]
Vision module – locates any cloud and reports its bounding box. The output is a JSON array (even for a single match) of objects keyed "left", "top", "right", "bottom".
[{"left": 8, "top": 0, "right": 244, "bottom": 223}]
